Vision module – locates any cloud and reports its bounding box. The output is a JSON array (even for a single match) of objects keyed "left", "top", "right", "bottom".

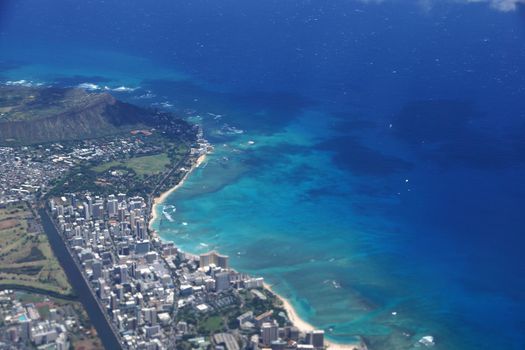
[
  {"left": 465, "top": 0, "right": 525, "bottom": 11},
  {"left": 357, "top": 0, "right": 525, "bottom": 12}
]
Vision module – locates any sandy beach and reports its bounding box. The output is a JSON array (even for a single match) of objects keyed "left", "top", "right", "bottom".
[
  {"left": 149, "top": 153, "right": 207, "bottom": 230},
  {"left": 264, "top": 283, "right": 367, "bottom": 350},
  {"left": 148, "top": 153, "right": 365, "bottom": 350}
]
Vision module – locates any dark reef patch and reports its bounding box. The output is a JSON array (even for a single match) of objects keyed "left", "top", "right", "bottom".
[
  {"left": 329, "top": 112, "right": 378, "bottom": 133},
  {"left": 391, "top": 100, "right": 477, "bottom": 146},
  {"left": 427, "top": 133, "right": 517, "bottom": 169},
  {"left": 392, "top": 100, "right": 524, "bottom": 169},
  {"left": 303, "top": 185, "right": 349, "bottom": 201},
  {"left": 353, "top": 183, "right": 396, "bottom": 198},
  {"left": 249, "top": 142, "right": 313, "bottom": 158},
  {"left": 242, "top": 145, "right": 317, "bottom": 185},
  {"left": 317, "top": 136, "right": 412, "bottom": 176}
]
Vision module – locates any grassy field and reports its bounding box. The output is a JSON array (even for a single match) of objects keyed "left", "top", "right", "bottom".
[
  {"left": 92, "top": 153, "right": 171, "bottom": 176},
  {"left": 200, "top": 315, "right": 225, "bottom": 333},
  {"left": 0, "top": 203, "right": 72, "bottom": 295}
]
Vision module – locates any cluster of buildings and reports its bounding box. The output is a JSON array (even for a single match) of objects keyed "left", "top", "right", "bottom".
[
  {"left": 238, "top": 313, "right": 325, "bottom": 350},
  {"left": 0, "top": 119, "right": 331, "bottom": 350},
  {"left": 0, "top": 134, "right": 162, "bottom": 205},
  {"left": 0, "top": 290, "right": 89, "bottom": 350},
  {"left": 46, "top": 135, "right": 164, "bottom": 166},
  {"left": 50, "top": 193, "right": 327, "bottom": 350},
  {"left": 51, "top": 193, "right": 173, "bottom": 349},
  {"left": 0, "top": 146, "right": 69, "bottom": 204}
]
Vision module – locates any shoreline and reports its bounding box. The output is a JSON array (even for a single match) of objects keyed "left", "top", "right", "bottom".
[
  {"left": 148, "top": 151, "right": 365, "bottom": 350},
  {"left": 264, "top": 282, "right": 367, "bottom": 350},
  {"left": 149, "top": 152, "right": 207, "bottom": 231}
]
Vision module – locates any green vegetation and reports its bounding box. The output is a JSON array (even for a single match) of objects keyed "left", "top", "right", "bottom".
[
  {"left": 224, "top": 289, "right": 288, "bottom": 329},
  {"left": 0, "top": 86, "right": 198, "bottom": 145},
  {"left": 48, "top": 138, "right": 191, "bottom": 198},
  {"left": 200, "top": 315, "right": 225, "bottom": 334},
  {"left": 0, "top": 203, "right": 73, "bottom": 295},
  {"left": 12, "top": 291, "right": 103, "bottom": 350},
  {"left": 93, "top": 153, "right": 171, "bottom": 176},
  {"left": 0, "top": 86, "right": 150, "bottom": 145},
  {"left": 173, "top": 288, "right": 290, "bottom": 346}
]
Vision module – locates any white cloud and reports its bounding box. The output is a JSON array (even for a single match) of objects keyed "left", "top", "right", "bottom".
[
  {"left": 357, "top": 0, "right": 525, "bottom": 11},
  {"left": 469, "top": 0, "right": 525, "bottom": 12}
]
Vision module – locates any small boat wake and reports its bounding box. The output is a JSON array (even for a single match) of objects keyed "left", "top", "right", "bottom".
[{"left": 323, "top": 279, "right": 342, "bottom": 289}]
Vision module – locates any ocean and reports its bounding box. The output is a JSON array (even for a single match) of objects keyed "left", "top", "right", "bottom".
[{"left": 1, "top": 0, "right": 524, "bottom": 349}]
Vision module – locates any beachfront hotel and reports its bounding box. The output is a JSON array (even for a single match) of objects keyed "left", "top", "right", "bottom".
[{"left": 199, "top": 250, "right": 229, "bottom": 269}]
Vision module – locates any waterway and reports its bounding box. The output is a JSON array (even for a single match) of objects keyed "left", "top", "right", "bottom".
[{"left": 39, "top": 209, "right": 122, "bottom": 350}]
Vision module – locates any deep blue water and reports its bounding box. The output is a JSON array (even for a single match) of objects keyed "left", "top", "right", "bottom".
[{"left": 1, "top": 1, "right": 525, "bottom": 349}]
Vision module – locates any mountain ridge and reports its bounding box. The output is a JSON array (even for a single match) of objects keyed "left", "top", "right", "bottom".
[{"left": 0, "top": 86, "right": 158, "bottom": 144}]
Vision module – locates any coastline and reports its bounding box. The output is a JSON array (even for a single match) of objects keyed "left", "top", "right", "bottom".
[
  {"left": 148, "top": 151, "right": 365, "bottom": 350},
  {"left": 263, "top": 283, "right": 367, "bottom": 350},
  {"left": 149, "top": 152, "right": 207, "bottom": 230}
]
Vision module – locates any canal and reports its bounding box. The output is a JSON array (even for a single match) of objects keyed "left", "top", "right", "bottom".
[{"left": 39, "top": 209, "right": 122, "bottom": 350}]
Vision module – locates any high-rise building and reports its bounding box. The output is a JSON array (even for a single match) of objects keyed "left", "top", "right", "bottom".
[
  {"left": 92, "top": 259, "right": 102, "bottom": 279},
  {"left": 199, "top": 250, "right": 229, "bottom": 269},
  {"left": 261, "top": 322, "right": 278, "bottom": 346},
  {"left": 135, "top": 218, "right": 145, "bottom": 240},
  {"left": 82, "top": 202, "right": 90, "bottom": 220},
  {"left": 86, "top": 196, "right": 93, "bottom": 215},
  {"left": 19, "top": 318, "right": 31, "bottom": 341},
  {"left": 107, "top": 198, "right": 118, "bottom": 217},
  {"left": 215, "top": 271, "right": 230, "bottom": 292},
  {"left": 118, "top": 264, "right": 129, "bottom": 284},
  {"left": 117, "top": 193, "right": 126, "bottom": 203},
  {"left": 271, "top": 339, "right": 287, "bottom": 350},
  {"left": 92, "top": 202, "right": 104, "bottom": 219},
  {"left": 306, "top": 330, "right": 324, "bottom": 349},
  {"left": 285, "top": 326, "right": 299, "bottom": 341},
  {"left": 143, "top": 307, "right": 157, "bottom": 326}
]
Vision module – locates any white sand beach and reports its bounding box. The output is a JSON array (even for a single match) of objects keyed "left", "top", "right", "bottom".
[
  {"left": 149, "top": 153, "right": 207, "bottom": 230},
  {"left": 264, "top": 283, "right": 367, "bottom": 350}
]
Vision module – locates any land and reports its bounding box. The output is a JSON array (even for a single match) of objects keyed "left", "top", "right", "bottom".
[
  {"left": 0, "top": 85, "right": 196, "bottom": 145},
  {"left": 92, "top": 153, "right": 171, "bottom": 176},
  {"left": 0, "top": 190, "right": 104, "bottom": 349},
  {"left": 46, "top": 135, "right": 194, "bottom": 198},
  {"left": 0, "top": 85, "right": 200, "bottom": 350},
  {"left": 0, "top": 289, "right": 103, "bottom": 350},
  {"left": 49, "top": 191, "right": 332, "bottom": 350},
  {"left": 0, "top": 84, "right": 368, "bottom": 350},
  {"left": 0, "top": 202, "right": 72, "bottom": 295}
]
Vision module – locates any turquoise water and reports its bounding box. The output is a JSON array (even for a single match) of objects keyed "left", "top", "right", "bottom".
[
  {"left": 2, "top": 1, "right": 525, "bottom": 348},
  {"left": 150, "top": 109, "right": 486, "bottom": 349}
]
